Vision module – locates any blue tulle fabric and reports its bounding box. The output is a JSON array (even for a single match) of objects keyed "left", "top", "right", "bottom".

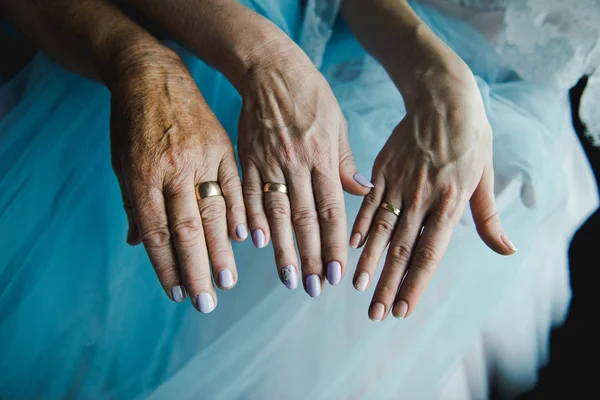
[{"left": 0, "top": 1, "right": 597, "bottom": 398}]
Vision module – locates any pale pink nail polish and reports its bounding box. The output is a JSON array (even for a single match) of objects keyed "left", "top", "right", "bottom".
[
  {"left": 369, "top": 302, "right": 385, "bottom": 322},
  {"left": 393, "top": 300, "right": 408, "bottom": 319},
  {"left": 501, "top": 234, "right": 518, "bottom": 252},
  {"left": 235, "top": 224, "right": 248, "bottom": 240},
  {"left": 353, "top": 173, "right": 374, "bottom": 188},
  {"left": 252, "top": 229, "right": 266, "bottom": 248},
  {"left": 350, "top": 233, "right": 361, "bottom": 248},
  {"left": 354, "top": 272, "right": 369, "bottom": 292}
]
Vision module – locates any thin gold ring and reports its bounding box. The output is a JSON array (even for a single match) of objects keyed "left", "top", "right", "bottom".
[
  {"left": 263, "top": 182, "right": 288, "bottom": 194},
  {"left": 196, "top": 181, "right": 222, "bottom": 200},
  {"left": 380, "top": 201, "right": 401, "bottom": 217}
]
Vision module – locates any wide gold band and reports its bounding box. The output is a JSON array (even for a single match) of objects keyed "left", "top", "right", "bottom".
[
  {"left": 380, "top": 201, "right": 401, "bottom": 217},
  {"left": 263, "top": 182, "right": 288, "bottom": 194},
  {"left": 196, "top": 181, "right": 222, "bottom": 200}
]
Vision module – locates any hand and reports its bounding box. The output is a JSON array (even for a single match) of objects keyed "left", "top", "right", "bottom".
[
  {"left": 350, "top": 60, "right": 517, "bottom": 321},
  {"left": 109, "top": 45, "right": 247, "bottom": 313},
  {"left": 237, "top": 43, "right": 371, "bottom": 297}
]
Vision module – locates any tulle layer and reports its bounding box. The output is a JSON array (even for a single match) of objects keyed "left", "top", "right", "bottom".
[{"left": 0, "top": 1, "right": 597, "bottom": 398}]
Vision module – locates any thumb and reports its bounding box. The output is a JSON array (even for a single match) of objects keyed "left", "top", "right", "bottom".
[
  {"left": 338, "top": 127, "right": 373, "bottom": 196},
  {"left": 470, "top": 164, "right": 517, "bottom": 255},
  {"left": 114, "top": 167, "right": 142, "bottom": 246}
]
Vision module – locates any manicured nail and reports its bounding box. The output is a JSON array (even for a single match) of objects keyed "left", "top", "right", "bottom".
[
  {"left": 171, "top": 285, "right": 187, "bottom": 302},
  {"left": 501, "top": 233, "right": 518, "bottom": 252},
  {"left": 393, "top": 300, "right": 408, "bottom": 319},
  {"left": 353, "top": 173, "right": 374, "bottom": 188},
  {"left": 281, "top": 265, "right": 298, "bottom": 289},
  {"left": 252, "top": 229, "right": 266, "bottom": 248},
  {"left": 235, "top": 224, "right": 248, "bottom": 240},
  {"left": 196, "top": 293, "right": 215, "bottom": 314},
  {"left": 354, "top": 272, "right": 369, "bottom": 292},
  {"left": 326, "top": 261, "right": 342, "bottom": 286},
  {"left": 369, "top": 302, "right": 385, "bottom": 322},
  {"left": 349, "top": 233, "right": 361, "bottom": 248},
  {"left": 218, "top": 269, "right": 234, "bottom": 289},
  {"left": 306, "top": 274, "right": 321, "bottom": 298}
]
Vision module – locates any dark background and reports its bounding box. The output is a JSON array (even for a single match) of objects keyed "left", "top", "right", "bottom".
[{"left": 2, "top": 31, "right": 598, "bottom": 400}]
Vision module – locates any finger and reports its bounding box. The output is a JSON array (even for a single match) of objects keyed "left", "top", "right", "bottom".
[
  {"left": 219, "top": 149, "right": 248, "bottom": 242},
  {"left": 312, "top": 167, "right": 347, "bottom": 286},
  {"left": 128, "top": 181, "right": 187, "bottom": 303},
  {"left": 164, "top": 181, "right": 216, "bottom": 313},
  {"left": 286, "top": 167, "right": 323, "bottom": 297},
  {"left": 196, "top": 180, "right": 238, "bottom": 291},
  {"left": 470, "top": 164, "right": 517, "bottom": 255},
  {"left": 394, "top": 205, "right": 458, "bottom": 319},
  {"left": 371, "top": 207, "right": 424, "bottom": 321},
  {"left": 350, "top": 172, "right": 386, "bottom": 249},
  {"left": 354, "top": 199, "right": 400, "bottom": 298},
  {"left": 114, "top": 168, "right": 142, "bottom": 245},
  {"left": 242, "top": 159, "right": 270, "bottom": 249},
  {"left": 261, "top": 165, "right": 300, "bottom": 290},
  {"left": 338, "top": 121, "right": 373, "bottom": 195}
]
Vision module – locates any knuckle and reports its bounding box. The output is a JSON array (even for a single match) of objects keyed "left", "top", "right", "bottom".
[
  {"left": 200, "top": 201, "right": 227, "bottom": 224},
  {"left": 300, "top": 255, "right": 322, "bottom": 271},
  {"left": 185, "top": 272, "right": 213, "bottom": 290},
  {"left": 415, "top": 246, "right": 438, "bottom": 271},
  {"left": 437, "top": 185, "right": 461, "bottom": 218},
  {"left": 388, "top": 242, "right": 413, "bottom": 266},
  {"left": 363, "top": 192, "right": 381, "bottom": 209},
  {"left": 142, "top": 227, "right": 171, "bottom": 248},
  {"left": 155, "top": 265, "right": 180, "bottom": 284},
  {"left": 372, "top": 218, "right": 395, "bottom": 237},
  {"left": 316, "top": 199, "right": 344, "bottom": 223},
  {"left": 227, "top": 202, "right": 246, "bottom": 216},
  {"left": 375, "top": 282, "right": 399, "bottom": 300},
  {"left": 292, "top": 207, "right": 319, "bottom": 228},
  {"left": 322, "top": 243, "right": 346, "bottom": 258},
  {"left": 400, "top": 279, "right": 420, "bottom": 299},
  {"left": 265, "top": 200, "right": 292, "bottom": 222},
  {"left": 171, "top": 219, "right": 203, "bottom": 245}
]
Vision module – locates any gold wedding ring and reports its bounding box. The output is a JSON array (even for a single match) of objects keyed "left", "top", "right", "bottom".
[
  {"left": 196, "top": 181, "right": 222, "bottom": 200},
  {"left": 381, "top": 201, "right": 401, "bottom": 217},
  {"left": 263, "top": 182, "right": 288, "bottom": 194}
]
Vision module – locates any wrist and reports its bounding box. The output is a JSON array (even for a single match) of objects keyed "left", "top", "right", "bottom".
[{"left": 385, "top": 23, "right": 473, "bottom": 106}]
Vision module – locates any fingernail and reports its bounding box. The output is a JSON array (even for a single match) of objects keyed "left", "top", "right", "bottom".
[
  {"left": 218, "top": 269, "right": 235, "bottom": 289},
  {"left": 196, "top": 293, "right": 215, "bottom": 314},
  {"left": 306, "top": 274, "right": 321, "bottom": 298},
  {"left": 350, "top": 233, "right": 362, "bottom": 248},
  {"left": 326, "top": 261, "right": 342, "bottom": 286},
  {"left": 354, "top": 272, "right": 369, "bottom": 292},
  {"left": 353, "top": 173, "right": 374, "bottom": 188},
  {"left": 501, "top": 233, "right": 518, "bottom": 253},
  {"left": 369, "top": 302, "right": 385, "bottom": 322},
  {"left": 252, "top": 229, "right": 266, "bottom": 248},
  {"left": 235, "top": 224, "right": 248, "bottom": 240},
  {"left": 281, "top": 265, "right": 298, "bottom": 289},
  {"left": 171, "top": 285, "right": 187, "bottom": 302},
  {"left": 393, "top": 300, "right": 408, "bottom": 319}
]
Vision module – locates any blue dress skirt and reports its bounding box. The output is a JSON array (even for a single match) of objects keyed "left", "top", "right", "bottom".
[{"left": 0, "top": 1, "right": 597, "bottom": 398}]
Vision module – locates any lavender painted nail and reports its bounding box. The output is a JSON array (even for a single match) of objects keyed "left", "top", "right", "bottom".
[
  {"left": 252, "top": 229, "right": 266, "bottom": 248},
  {"left": 326, "top": 261, "right": 342, "bottom": 286},
  {"left": 235, "top": 224, "right": 248, "bottom": 240},
  {"left": 281, "top": 265, "right": 298, "bottom": 289},
  {"left": 353, "top": 173, "right": 374, "bottom": 188},
  {"left": 171, "top": 285, "right": 187, "bottom": 302},
  {"left": 218, "top": 269, "right": 234, "bottom": 289},
  {"left": 196, "top": 293, "right": 215, "bottom": 314},
  {"left": 306, "top": 274, "right": 321, "bottom": 298}
]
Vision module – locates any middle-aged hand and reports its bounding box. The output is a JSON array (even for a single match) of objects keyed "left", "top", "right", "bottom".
[
  {"left": 110, "top": 46, "right": 247, "bottom": 313},
  {"left": 237, "top": 43, "right": 372, "bottom": 297},
  {"left": 350, "top": 60, "right": 518, "bottom": 321}
]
